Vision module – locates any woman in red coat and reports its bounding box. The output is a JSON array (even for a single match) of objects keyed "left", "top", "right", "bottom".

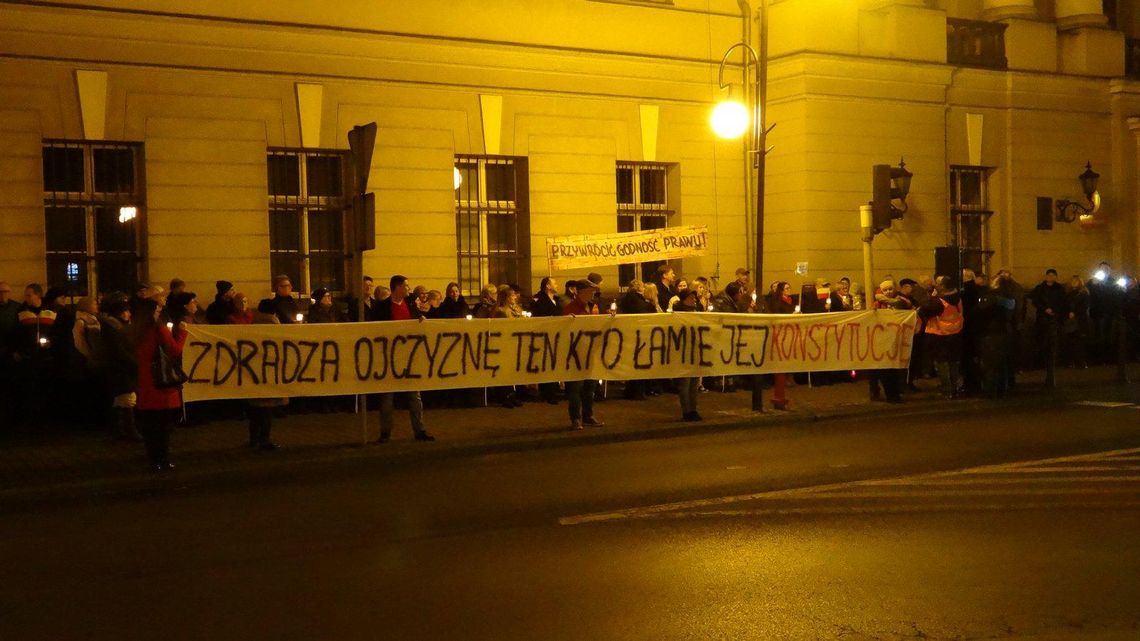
[{"left": 131, "top": 298, "right": 187, "bottom": 470}]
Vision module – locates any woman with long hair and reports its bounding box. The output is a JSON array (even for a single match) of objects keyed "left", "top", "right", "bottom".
[
  {"left": 131, "top": 297, "right": 187, "bottom": 471},
  {"left": 437, "top": 282, "right": 469, "bottom": 318}
]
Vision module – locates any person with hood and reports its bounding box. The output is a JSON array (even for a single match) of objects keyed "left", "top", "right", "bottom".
[
  {"left": 99, "top": 293, "right": 140, "bottom": 441},
  {"left": 920, "top": 276, "right": 964, "bottom": 399},
  {"left": 206, "top": 280, "right": 235, "bottom": 325}
]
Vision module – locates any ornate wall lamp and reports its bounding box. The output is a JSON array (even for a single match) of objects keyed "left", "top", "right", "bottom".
[{"left": 1055, "top": 162, "right": 1101, "bottom": 223}]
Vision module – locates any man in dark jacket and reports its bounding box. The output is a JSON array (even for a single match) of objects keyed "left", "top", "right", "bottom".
[
  {"left": 654, "top": 264, "right": 676, "bottom": 312},
  {"left": 265, "top": 274, "right": 300, "bottom": 325},
  {"left": 976, "top": 275, "right": 1017, "bottom": 398},
  {"left": 1031, "top": 268, "right": 1067, "bottom": 368},
  {"left": 206, "top": 280, "right": 235, "bottom": 325},
  {"left": 373, "top": 275, "right": 433, "bottom": 443},
  {"left": 531, "top": 277, "right": 561, "bottom": 319},
  {"left": 529, "top": 276, "right": 561, "bottom": 404}
]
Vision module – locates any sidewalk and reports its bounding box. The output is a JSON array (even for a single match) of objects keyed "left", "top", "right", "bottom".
[{"left": 1, "top": 365, "right": 1136, "bottom": 504}]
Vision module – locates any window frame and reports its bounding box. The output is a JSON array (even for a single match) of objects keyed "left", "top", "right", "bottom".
[
  {"left": 454, "top": 154, "right": 530, "bottom": 297},
  {"left": 616, "top": 161, "right": 675, "bottom": 289},
  {"left": 267, "top": 147, "right": 350, "bottom": 296},
  {"left": 948, "top": 165, "right": 995, "bottom": 275},
  {"left": 41, "top": 139, "right": 146, "bottom": 297}
]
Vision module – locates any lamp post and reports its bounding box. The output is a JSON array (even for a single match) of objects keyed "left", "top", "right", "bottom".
[{"left": 711, "top": 0, "right": 768, "bottom": 411}]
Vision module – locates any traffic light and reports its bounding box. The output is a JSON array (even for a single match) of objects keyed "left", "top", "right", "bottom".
[
  {"left": 871, "top": 164, "right": 893, "bottom": 232},
  {"left": 870, "top": 159, "right": 913, "bottom": 233}
]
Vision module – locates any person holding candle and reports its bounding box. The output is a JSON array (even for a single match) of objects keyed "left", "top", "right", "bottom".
[{"left": 264, "top": 274, "right": 300, "bottom": 325}]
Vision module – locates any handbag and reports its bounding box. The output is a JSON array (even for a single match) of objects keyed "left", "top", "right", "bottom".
[{"left": 151, "top": 328, "right": 188, "bottom": 389}]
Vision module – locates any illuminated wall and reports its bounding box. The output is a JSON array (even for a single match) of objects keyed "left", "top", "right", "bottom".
[{"left": 1, "top": 0, "right": 1139, "bottom": 299}]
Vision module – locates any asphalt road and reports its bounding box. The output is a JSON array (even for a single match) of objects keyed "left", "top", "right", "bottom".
[{"left": 2, "top": 400, "right": 1139, "bottom": 640}]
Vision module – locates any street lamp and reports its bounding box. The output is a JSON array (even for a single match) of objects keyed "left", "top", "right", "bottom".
[
  {"left": 1055, "top": 162, "right": 1101, "bottom": 223},
  {"left": 712, "top": 1, "right": 768, "bottom": 411}
]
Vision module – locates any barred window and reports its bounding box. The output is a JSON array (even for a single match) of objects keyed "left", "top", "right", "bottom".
[
  {"left": 454, "top": 155, "right": 529, "bottom": 297},
  {"left": 267, "top": 149, "right": 349, "bottom": 295},
  {"left": 949, "top": 166, "right": 993, "bottom": 275},
  {"left": 617, "top": 162, "right": 674, "bottom": 288},
  {"left": 42, "top": 140, "right": 144, "bottom": 296}
]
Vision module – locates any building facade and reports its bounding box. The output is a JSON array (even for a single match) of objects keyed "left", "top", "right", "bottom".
[{"left": 1, "top": 0, "right": 1139, "bottom": 302}]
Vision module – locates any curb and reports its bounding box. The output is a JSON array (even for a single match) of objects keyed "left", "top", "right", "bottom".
[{"left": 0, "top": 383, "right": 1088, "bottom": 512}]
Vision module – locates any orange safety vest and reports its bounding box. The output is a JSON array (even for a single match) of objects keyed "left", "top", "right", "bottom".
[{"left": 925, "top": 298, "right": 963, "bottom": 336}]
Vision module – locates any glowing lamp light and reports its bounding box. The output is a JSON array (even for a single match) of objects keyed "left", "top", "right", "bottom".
[
  {"left": 453, "top": 167, "right": 462, "bottom": 191},
  {"left": 38, "top": 337, "right": 48, "bottom": 346},
  {"left": 710, "top": 100, "right": 750, "bottom": 139},
  {"left": 1117, "top": 277, "right": 1129, "bottom": 290},
  {"left": 1094, "top": 270, "right": 1108, "bottom": 282},
  {"left": 118, "top": 206, "right": 137, "bottom": 223}
]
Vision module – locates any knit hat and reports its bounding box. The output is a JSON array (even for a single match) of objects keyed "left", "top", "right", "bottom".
[{"left": 215, "top": 280, "right": 234, "bottom": 296}]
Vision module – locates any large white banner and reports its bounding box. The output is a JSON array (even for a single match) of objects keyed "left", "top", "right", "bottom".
[
  {"left": 182, "top": 310, "right": 917, "bottom": 401},
  {"left": 545, "top": 225, "right": 709, "bottom": 272}
]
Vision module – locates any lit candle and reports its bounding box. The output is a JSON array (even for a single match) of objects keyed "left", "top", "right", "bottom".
[
  {"left": 166, "top": 322, "right": 173, "bottom": 330},
  {"left": 707, "top": 304, "right": 714, "bottom": 312},
  {"left": 751, "top": 292, "right": 757, "bottom": 303},
  {"left": 465, "top": 314, "right": 473, "bottom": 320},
  {"left": 38, "top": 337, "right": 48, "bottom": 346},
  {"left": 794, "top": 305, "right": 801, "bottom": 313},
  {"left": 610, "top": 302, "right": 617, "bottom": 312},
  {"left": 295, "top": 313, "right": 303, "bottom": 322}
]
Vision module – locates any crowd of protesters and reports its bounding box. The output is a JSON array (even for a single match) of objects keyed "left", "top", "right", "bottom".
[{"left": 1, "top": 260, "right": 1138, "bottom": 471}]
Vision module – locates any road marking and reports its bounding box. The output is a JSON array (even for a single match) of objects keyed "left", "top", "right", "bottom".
[
  {"left": 623, "top": 500, "right": 1140, "bottom": 520},
  {"left": 1071, "top": 401, "right": 1136, "bottom": 408},
  {"left": 558, "top": 447, "right": 1140, "bottom": 526}
]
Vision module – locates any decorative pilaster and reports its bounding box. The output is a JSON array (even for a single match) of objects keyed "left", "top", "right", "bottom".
[
  {"left": 1054, "top": 0, "right": 1107, "bottom": 31},
  {"left": 981, "top": 0, "right": 1036, "bottom": 21}
]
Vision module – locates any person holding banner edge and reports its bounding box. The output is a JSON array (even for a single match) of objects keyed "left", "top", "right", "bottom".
[
  {"left": 372, "top": 274, "right": 435, "bottom": 443},
  {"left": 563, "top": 279, "right": 604, "bottom": 430}
]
